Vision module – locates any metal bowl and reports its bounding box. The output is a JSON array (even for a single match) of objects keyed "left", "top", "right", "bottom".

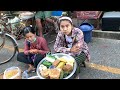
[
  {"left": 36, "top": 53, "right": 77, "bottom": 79},
  {"left": 19, "top": 12, "right": 35, "bottom": 20},
  {"left": 28, "top": 76, "right": 40, "bottom": 79}
]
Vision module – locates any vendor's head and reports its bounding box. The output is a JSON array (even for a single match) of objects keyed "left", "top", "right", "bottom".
[
  {"left": 23, "top": 26, "right": 36, "bottom": 43},
  {"left": 59, "top": 16, "right": 73, "bottom": 36}
]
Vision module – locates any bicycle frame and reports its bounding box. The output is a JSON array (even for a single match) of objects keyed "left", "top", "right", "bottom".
[{"left": 0, "top": 14, "right": 19, "bottom": 53}]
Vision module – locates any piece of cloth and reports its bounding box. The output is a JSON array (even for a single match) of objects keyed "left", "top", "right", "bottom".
[
  {"left": 74, "top": 51, "right": 86, "bottom": 65},
  {"left": 27, "top": 53, "right": 36, "bottom": 63},
  {"left": 35, "top": 11, "right": 52, "bottom": 20},
  {"left": 74, "top": 51, "right": 86, "bottom": 78},
  {"left": 17, "top": 52, "right": 44, "bottom": 68},
  {"left": 65, "top": 35, "right": 73, "bottom": 48},
  {"left": 54, "top": 27, "right": 90, "bottom": 61},
  {"left": 24, "top": 36, "right": 50, "bottom": 55}
]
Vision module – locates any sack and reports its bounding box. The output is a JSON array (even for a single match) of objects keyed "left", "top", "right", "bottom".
[{"left": 3, "top": 66, "right": 22, "bottom": 79}]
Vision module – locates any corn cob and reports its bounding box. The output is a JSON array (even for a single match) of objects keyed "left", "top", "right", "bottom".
[{"left": 56, "top": 62, "right": 66, "bottom": 69}]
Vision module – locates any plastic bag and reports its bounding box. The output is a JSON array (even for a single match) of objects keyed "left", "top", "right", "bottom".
[
  {"left": 3, "top": 66, "right": 22, "bottom": 79},
  {"left": 22, "top": 70, "right": 29, "bottom": 79}
]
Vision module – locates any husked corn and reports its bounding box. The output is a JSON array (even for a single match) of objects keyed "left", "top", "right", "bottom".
[
  {"left": 58, "top": 57, "right": 67, "bottom": 63},
  {"left": 56, "top": 62, "right": 65, "bottom": 69}
]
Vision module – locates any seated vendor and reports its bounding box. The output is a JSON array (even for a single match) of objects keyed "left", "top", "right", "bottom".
[
  {"left": 53, "top": 16, "right": 90, "bottom": 79},
  {"left": 17, "top": 26, "right": 50, "bottom": 73}
]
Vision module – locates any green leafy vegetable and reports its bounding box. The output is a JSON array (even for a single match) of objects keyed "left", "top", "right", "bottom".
[
  {"left": 63, "top": 71, "right": 70, "bottom": 78},
  {"left": 45, "top": 54, "right": 57, "bottom": 63}
]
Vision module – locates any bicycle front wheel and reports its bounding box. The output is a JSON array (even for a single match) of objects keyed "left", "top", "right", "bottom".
[{"left": 0, "top": 33, "right": 17, "bottom": 65}]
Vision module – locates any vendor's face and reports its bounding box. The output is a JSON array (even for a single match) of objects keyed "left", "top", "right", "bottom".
[
  {"left": 60, "top": 20, "right": 73, "bottom": 36},
  {"left": 25, "top": 32, "right": 36, "bottom": 43}
]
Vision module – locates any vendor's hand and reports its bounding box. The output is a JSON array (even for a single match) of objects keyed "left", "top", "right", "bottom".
[
  {"left": 29, "top": 49, "right": 34, "bottom": 54},
  {"left": 70, "top": 45, "right": 80, "bottom": 53},
  {"left": 29, "top": 49, "right": 39, "bottom": 54}
]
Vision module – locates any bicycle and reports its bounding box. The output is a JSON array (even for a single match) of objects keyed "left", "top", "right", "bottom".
[
  {"left": 2, "top": 11, "right": 35, "bottom": 40},
  {"left": 0, "top": 13, "right": 19, "bottom": 65}
]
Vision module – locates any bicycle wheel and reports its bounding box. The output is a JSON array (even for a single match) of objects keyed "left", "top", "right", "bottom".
[{"left": 0, "top": 33, "right": 17, "bottom": 64}]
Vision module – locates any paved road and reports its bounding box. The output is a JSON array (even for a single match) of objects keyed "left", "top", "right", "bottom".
[
  {"left": 80, "top": 37, "right": 120, "bottom": 79},
  {"left": 1, "top": 35, "right": 120, "bottom": 79}
]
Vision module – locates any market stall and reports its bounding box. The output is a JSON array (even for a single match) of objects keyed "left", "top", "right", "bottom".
[{"left": 0, "top": 53, "right": 77, "bottom": 79}]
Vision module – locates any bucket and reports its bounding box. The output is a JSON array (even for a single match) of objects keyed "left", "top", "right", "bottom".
[
  {"left": 79, "top": 23, "right": 94, "bottom": 43},
  {"left": 3, "top": 66, "right": 22, "bottom": 79}
]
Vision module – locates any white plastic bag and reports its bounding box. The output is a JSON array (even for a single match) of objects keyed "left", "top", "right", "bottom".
[
  {"left": 22, "top": 70, "right": 29, "bottom": 79},
  {"left": 3, "top": 66, "right": 22, "bottom": 79}
]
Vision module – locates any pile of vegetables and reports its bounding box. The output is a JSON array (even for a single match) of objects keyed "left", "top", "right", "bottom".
[{"left": 38, "top": 53, "right": 75, "bottom": 79}]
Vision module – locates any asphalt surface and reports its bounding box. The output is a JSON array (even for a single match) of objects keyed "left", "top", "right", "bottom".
[
  {"left": 1, "top": 33, "right": 120, "bottom": 79},
  {"left": 80, "top": 37, "right": 120, "bottom": 79}
]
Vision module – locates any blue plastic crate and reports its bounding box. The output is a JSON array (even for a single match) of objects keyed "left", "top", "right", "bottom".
[{"left": 52, "top": 11, "right": 63, "bottom": 16}]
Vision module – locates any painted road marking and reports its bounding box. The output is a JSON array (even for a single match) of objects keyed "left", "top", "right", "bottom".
[
  {"left": 2, "top": 45, "right": 14, "bottom": 51},
  {"left": 2, "top": 45, "right": 24, "bottom": 52},
  {"left": 86, "top": 62, "right": 120, "bottom": 75},
  {"left": 18, "top": 48, "right": 24, "bottom": 52},
  {"left": 3, "top": 45, "right": 120, "bottom": 75}
]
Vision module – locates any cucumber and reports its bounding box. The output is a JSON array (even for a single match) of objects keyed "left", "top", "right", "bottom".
[{"left": 42, "top": 60, "right": 52, "bottom": 68}]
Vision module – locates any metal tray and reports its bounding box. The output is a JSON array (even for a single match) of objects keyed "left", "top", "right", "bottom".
[
  {"left": 36, "top": 53, "right": 77, "bottom": 79},
  {"left": 28, "top": 76, "right": 40, "bottom": 79}
]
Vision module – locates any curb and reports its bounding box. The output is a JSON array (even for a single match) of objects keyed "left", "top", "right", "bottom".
[{"left": 92, "top": 30, "right": 120, "bottom": 40}]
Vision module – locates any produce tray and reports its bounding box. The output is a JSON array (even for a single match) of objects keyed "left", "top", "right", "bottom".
[{"left": 36, "top": 53, "right": 77, "bottom": 79}]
